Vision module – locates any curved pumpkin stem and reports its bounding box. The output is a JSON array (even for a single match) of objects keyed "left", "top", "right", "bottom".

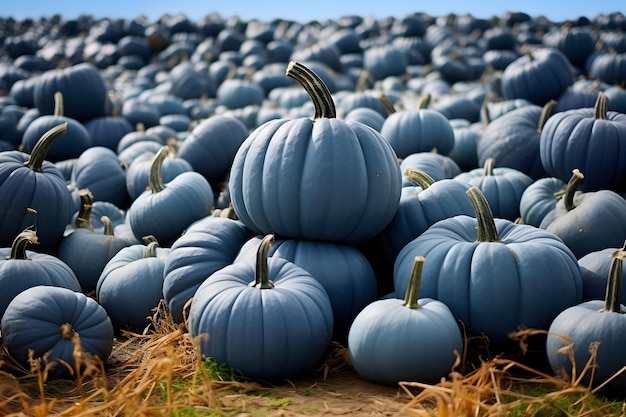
[
  {"left": 144, "top": 241, "right": 159, "bottom": 258},
  {"left": 24, "top": 122, "right": 68, "bottom": 172},
  {"left": 403, "top": 168, "right": 435, "bottom": 189},
  {"left": 250, "top": 234, "right": 275, "bottom": 289},
  {"left": 148, "top": 146, "right": 169, "bottom": 194},
  {"left": 74, "top": 189, "right": 94, "bottom": 230},
  {"left": 379, "top": 94, "right": 396, "bottom": 115},
  {"left": 286, "top": 61, "right": 336, "bottom": 121},
  {"left": 466, "top": 186, "right": 500, "bottom": 243},
  {"left": 603, "top": 241, "right": 626, "bottom": 313},
  {"left": 417, "top": 93, "right": 431, "bottom": 110},
  {"left": 9, "top": 229, "right": 39, "bottom": 260},
  {"left": 403, "top": 256, "right": 425, "bottom": 309},
  {"left": 594, "top": 92, "right": 608, "bottom": 120},
  {"left": 563, "top": 169, "right": 585, "bottom": 212},
  {"left": 537, "top": 100, "right": 558, "bottom": 133},
  {"left": 101, "top": 216, "right": 115, "bottom": 236},
  {"left": 483, "top": 158, "right": 495, "bottom": 176}
]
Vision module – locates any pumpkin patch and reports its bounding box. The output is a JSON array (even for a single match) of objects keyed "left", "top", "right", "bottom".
[{"left": 1, "top": 7, "right": 626, "bottom": 415}]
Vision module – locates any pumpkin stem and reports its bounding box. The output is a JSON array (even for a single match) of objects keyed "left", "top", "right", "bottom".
[
  {"left": 379, "top": 93, "right": 396, "bottom": 115},
  {"left": 594, "top": 92, "right": 608, "bottom": 120},
  {"left": 403, "top": 168, "right": 435, "bottom": 189},
  {"left": 9, "top": 229, "right": 39, "bottom": 260},
  {"left": 466, "top": 186, "right": 500, "bottom": 243},
  {"left": 537, "top": 100, "right": 557, "bottom": 133},
  {"left": 60, "top": 322, "right": 75, "bottom": 339},
  {"left": 286, "top": 61, "right": 336, "bottom": 120},
  {"left": 602, "top": 241, "right": 626, "bottom": 314},
  {"left": 53, "top": 91, "right": 64, "bottom": 117},
  {"left": 483, "top": 158, "right": 495, "bottom": 176},
  {"left": 74, "top": 189, "right": 94, "bottom": 230},
  {"left": 480, "top": 98, "right": 492, "bottom": 126},
  {"left": 563, "top": 169, "right": 585, "bottom": 212},
  {"left": 144, "top": 241, "right": 159, "bottom": 258},
  {"left": 250, "top": 234, "right": 275, "bottom": 289},
  {"left": 148, "top": 146, "right": 169, "bottom": 194},
  {"left": 23, "top": 123, "right": 68, "bottom": 172},
  {"left": 101, "top": 216, "right": 115, "bottom": 236},
  {"left": 402, "top": 256, "right": 425, "bottom": 309},
  {"left": 417, "top": 93, "right": 431, "bottom": 109}
]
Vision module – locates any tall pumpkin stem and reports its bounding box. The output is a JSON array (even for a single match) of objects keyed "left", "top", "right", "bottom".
[
  {"left": 24, "top": 123, "right": 68, "bottom": 172},
  {"left": 101, "top": 216, "right": 115, "bottom": 236},
  {"left": 250, "top": 234, "right": 275, "bottom": 289},
  {"left": 403, "top": 256, "right": 425, "bottom": 309},
  {"left": 286, "top": 61, "right": 336, "bottom": 120},
  {"left": 417, "top": 93, "right": 431, "bottom": 109},
  {"left": 403, "top": 168, "right": 435, "bottom": 189},
  {"left": 378, "top": 94, "right": 396, "bottom": 115},
  {"left": 483, "top": 158, "right": 495, "bottom": 176},
  {"left": 603, "top": 241, "right": 626, "bottom": 313},
  {"left": 563, "top": 169, "right": 585, "bottom": 212},
  {"left": 148, "top": 146, "right": 169, "bottom": 193},
  {"left": 594, "top": 92, "right": 608, "bottom": 120},
  {"left": 53, "top": 91, "right": 64, "bottom": 117},
  {"left": 466, "top": 186, "right": 500, "bottom": 243},
  {"left": 537, "top": 100, "right": 557, "bottom": 133},
  {"left": 9, "top": 229, "right": 39, "bottom": 260}
]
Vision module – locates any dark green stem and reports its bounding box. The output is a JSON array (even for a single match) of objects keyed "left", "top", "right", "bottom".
[
  {"left": 402, "top": 256, "right": 425, "bottom": 309},
  {"left": 403, "top": 168, "right": 435, "bottom": 189},
  {"left": 250, "top": 234, "right": 275, "bottom": 289},
  {"left": 466, "top": 186, "right": 500, "bottom": 242},
  {"left": 286, "top": 61, "right": 336, "bottom": 120},
  {"left": 563, "top": 169, "right": 585, "bottom": 212},
  {"left": 24, "top": 123, "right": 68, "bottom": 172},
  {"left": 74, "top": 189, "right": 94, "bottom": 230},
  {"left": 9, "top": 229, "right": 39, "bottom": 260},
  {"left": 148, "top": 146, "right": 169, "bottom": 193},
  {"left": 603, "top": 241, "right": 626, "bottom": 313},
  {"left": 537, "top": 100, "right": 557, "bottom": 133}
]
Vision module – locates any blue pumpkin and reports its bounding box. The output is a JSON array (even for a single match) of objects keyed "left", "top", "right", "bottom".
[
  {"left": 228, "top": 61, "right": 401, "bottom": 243},
  {"left": 0, "top": 123, "right": 75, "bottom": 251},
  {"left": 126, "top": 146, "right": 214, "bottom": 246},
  {"left": 547, "top": 245, "right": 626, "bottom": 393},
  {"left": 188, "top": 234, "right": 333, "bottom": 380},
  {"left": 1, "top": 285, "right": 114, "bottom": 378},
  {"left": 0, "top": 228, "right": 81, "bottom": 322},
  {"left": 349, "top": 256, "right": 463, "bottom": 386},
  {"left": 394, "top": 186, "right": 583, "bottom": 342}
]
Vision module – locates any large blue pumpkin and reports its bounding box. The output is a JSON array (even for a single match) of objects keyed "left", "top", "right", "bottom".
[
  {"left": 188, "top": 234, "right": 333, "bottom": 380},
  {"left": 394, "top": 186, "right": 583, "bottom": 342},
  {"left": 0, "top": 123, "right": 75, "bottom": 251},
  {"left": 228, "top": 61, "right": 401, "bottom": 243}
]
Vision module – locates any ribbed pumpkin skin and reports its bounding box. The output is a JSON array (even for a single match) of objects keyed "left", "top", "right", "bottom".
[
  {"left": 21, "top": 115, "right": 92, "bottom": 162},
  {"left": 348, "top": 297, "right": 462, "bottom": 385},
  {"left": 96, "top": 244, "right": 169, "bottom": 331},
  {"left": 33, "top": 62, "right": 108, "bottom": 122},
  {"left": 188, "top": 257, "right": 333, "bottom": 380},
  {"left": 163, "top": 216, "right": 254, "bottom": 323},
  {"left": 1, "top": 285, "right": 114, "bottom": 377},
  {"left": 578, "top": 247, "right": 626, "bottom": 303},
  {"left": 547, "top": 300, "right": 626, "bottom": 392},
  {"left": 0, "top": 247, "right": 82, "bottom": 321},
  {"left": 0, "top": 151, "right": 74, "bottom": 251},
  {"left": 234, "top": 236, "right": 378, "bottom": 330},
  {"left": 394, "top": 216, "right": 583, "bottom": 342},
  {"left": 518, "top": 176, "right": 566, "bottom": 227},
  {"left": 501, "top": 48, "right": 574, "bottom": 105},
  {"left": 229, "top": 117, "right": 402, "bottom": 243},
  {"left": 539, "top": 108, "right": 626, "bottom": 192}
]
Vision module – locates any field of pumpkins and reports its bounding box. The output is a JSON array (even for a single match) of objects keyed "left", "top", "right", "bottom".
[{"left": 2, "top": 8, "right": 626, "bottom": 416}]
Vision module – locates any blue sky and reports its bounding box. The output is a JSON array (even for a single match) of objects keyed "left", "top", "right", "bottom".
[{"left": 2, "top": 0, "right": 623, "bottom": 23}]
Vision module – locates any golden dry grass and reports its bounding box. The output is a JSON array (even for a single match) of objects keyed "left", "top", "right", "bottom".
[{"left": 1, "top": 303, "right": 625, "bottom": 417}]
